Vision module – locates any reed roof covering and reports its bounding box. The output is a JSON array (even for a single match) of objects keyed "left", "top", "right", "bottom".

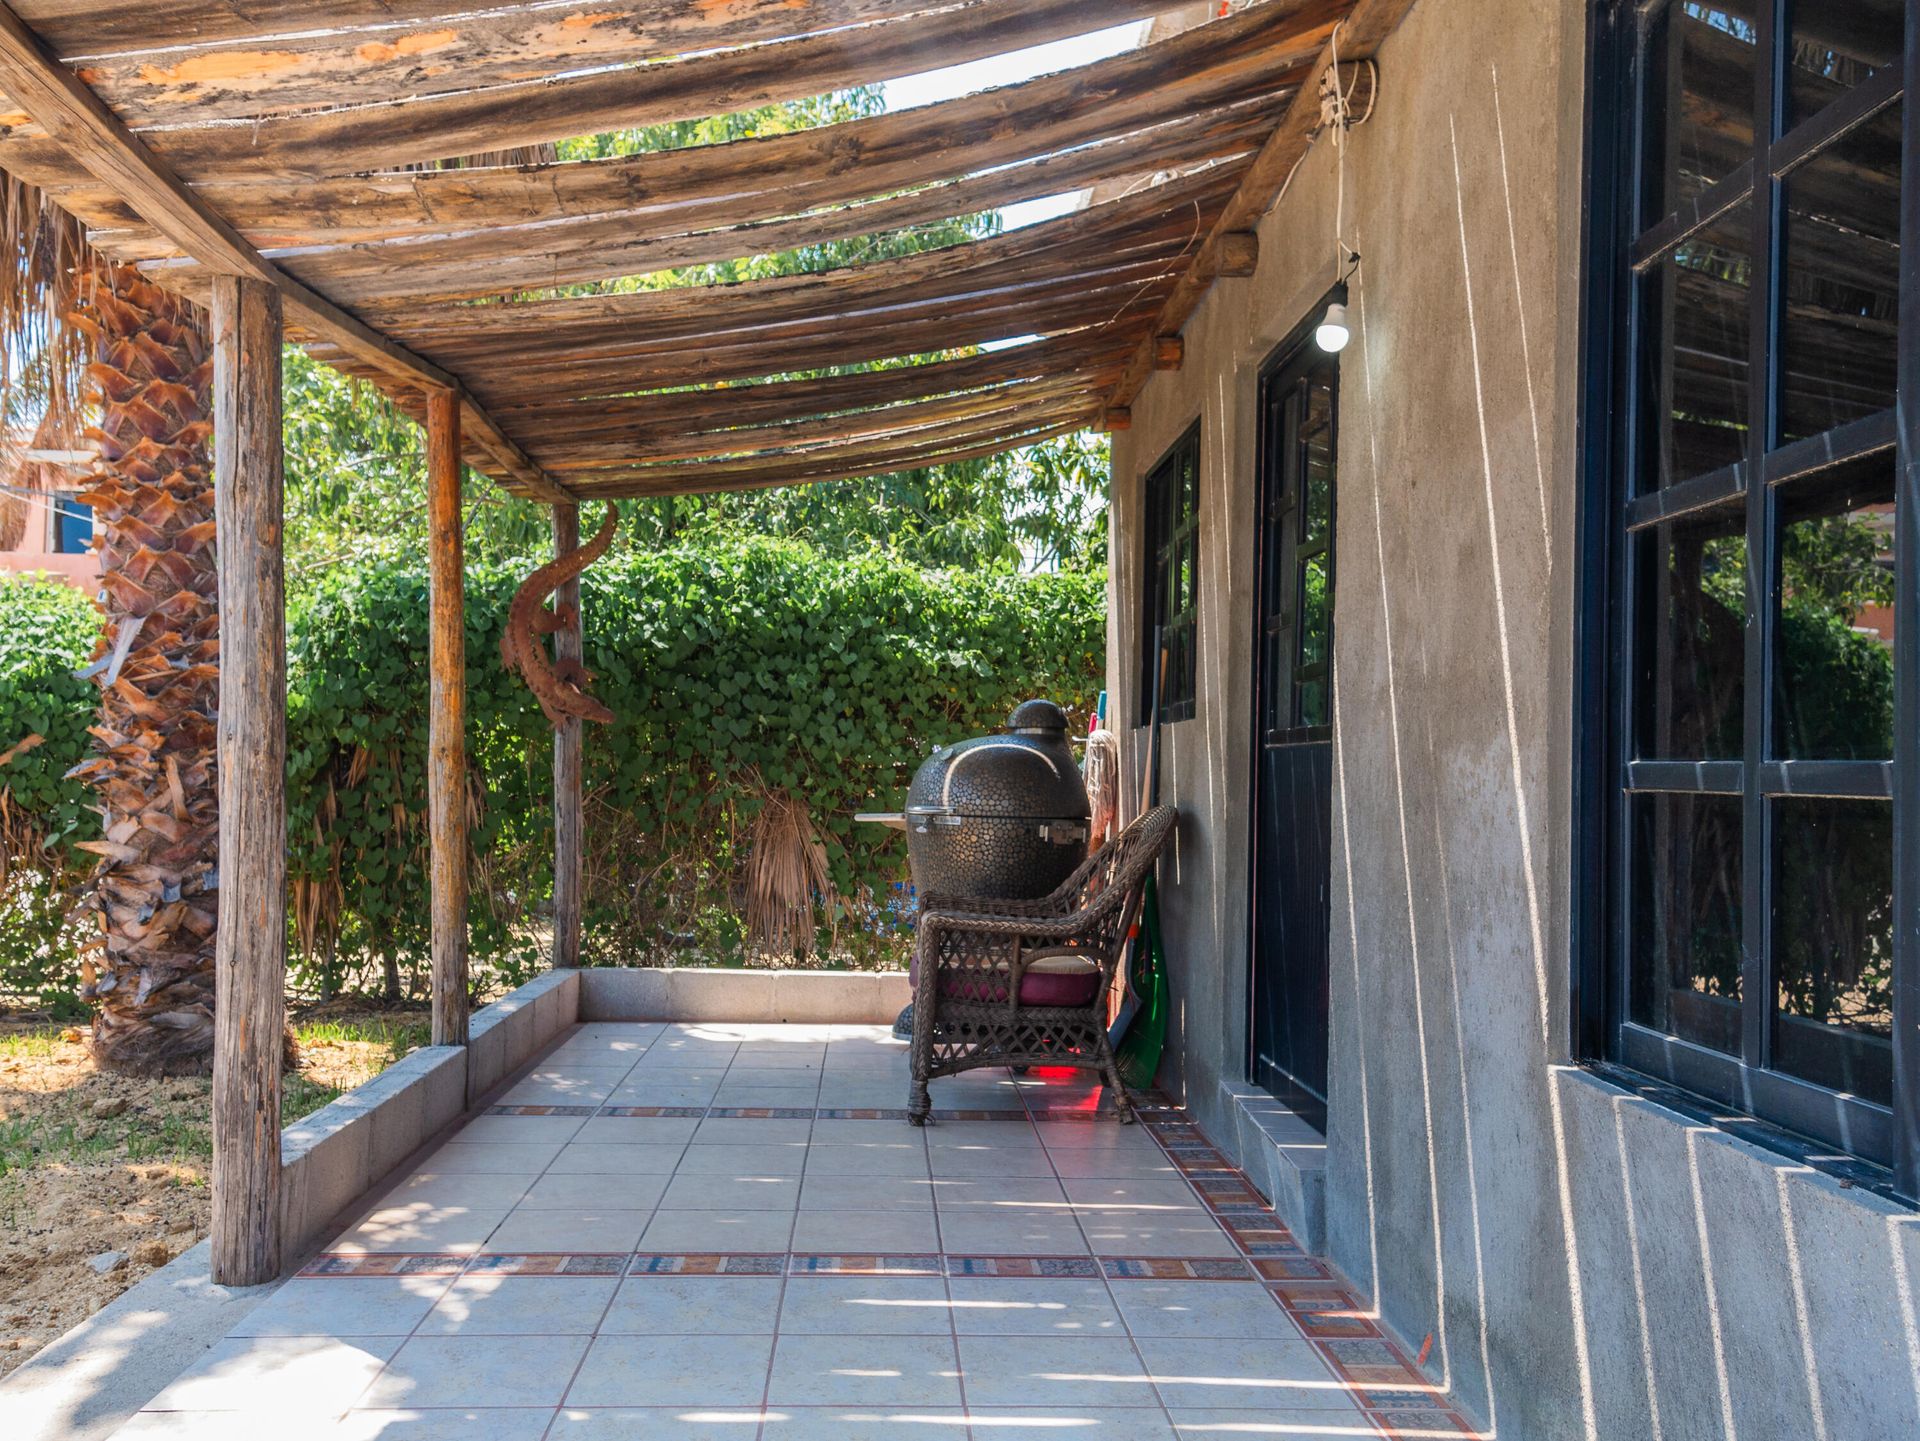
[{"left": 0, "top": 0, "right": 1379, "bottom": 501}]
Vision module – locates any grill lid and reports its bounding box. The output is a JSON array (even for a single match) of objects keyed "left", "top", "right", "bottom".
[{"left": 906, "top": 700, "right": 1090, "bottom": 822}]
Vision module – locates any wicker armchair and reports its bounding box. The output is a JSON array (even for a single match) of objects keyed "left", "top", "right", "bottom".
[{"left": 907, "top": 805, "right": 1177, "bottom": 1124}]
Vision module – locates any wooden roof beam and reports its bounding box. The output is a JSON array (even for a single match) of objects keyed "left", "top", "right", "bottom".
[
  {"left": 0, "top": 2, "right": 570, "bottom": 502},
  {"left": 1104, "top": 0, "right": 1413, "bottom": 416}
]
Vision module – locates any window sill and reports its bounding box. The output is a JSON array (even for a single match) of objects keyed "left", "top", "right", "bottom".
[{"left": 1580, "top": 1061, "right": 1912, "bottom": 1210}]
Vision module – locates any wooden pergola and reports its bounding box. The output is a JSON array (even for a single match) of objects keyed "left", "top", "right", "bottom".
[{"left": 0, "top": 0, "right": 1408, "bottom": 1285}]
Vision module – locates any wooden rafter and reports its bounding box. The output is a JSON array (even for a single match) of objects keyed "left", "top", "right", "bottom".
[
  {"left": 0, "top": 1, "right": 570, "bottom": 499},
  {"left": 0, "top": 0, "right": 1372, "bottom": 500},
  {"left": 1103, "top": 0, "right": 1416, "bottom": 419},
  {"left": 0, "top": 0, "right": 1192, "bottom": 182}
]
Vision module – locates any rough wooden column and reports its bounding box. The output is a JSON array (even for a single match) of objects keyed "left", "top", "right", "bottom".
[
  {"left": 210, "top": 275, "right": 286, "bottom": 1288},
  {"left": 427, "top": 390, "right": 469, "bottom": 1047},
  {"left": 552, "top": 503, "right": 584, "bottom": 968}
]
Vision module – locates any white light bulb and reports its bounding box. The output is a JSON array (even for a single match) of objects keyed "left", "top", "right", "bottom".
[{"left": 1314, "top": 302, "right": 1351, "bottom": 354}]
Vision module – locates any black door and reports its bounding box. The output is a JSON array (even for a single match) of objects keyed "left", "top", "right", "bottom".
[{"left": 1249, "top": 336, "right": 1338, "bottom": 1128}]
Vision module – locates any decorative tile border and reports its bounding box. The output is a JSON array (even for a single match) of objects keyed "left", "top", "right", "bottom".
[
  {"left": 469, "top": 1253, "right": 627, "bottom": 1276},
  {"left": 790, "top": 1253, "right": 943, "bottom": 1275},
  {"left": 488, "top": 1104, "right": 598, "bottom": 1116},
  {"left": 301, "top": 1253, "right": 466, "bottom": 1277},
  {"left": 1133, "top": 1091, "right": 1487, "bottom": 1441},
  {"left": 630, "top": 1253, "right": 785, "bottom": 1275},
  {"left": 945, "top": 1255, "right": 1103, "bottom": 1278}
]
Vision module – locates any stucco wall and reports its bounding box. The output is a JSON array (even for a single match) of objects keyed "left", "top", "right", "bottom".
[{"left": 1107, "top": 1, "right": 1920, "bottom": 1436}]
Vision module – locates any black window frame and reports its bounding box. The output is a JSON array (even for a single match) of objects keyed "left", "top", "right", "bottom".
[
  {"left": 1140, "top": 422, "right": 1202, "bottom": 725},
  {"left": 1576, "top": 0, "right": 1918, "bottom": 1201}
]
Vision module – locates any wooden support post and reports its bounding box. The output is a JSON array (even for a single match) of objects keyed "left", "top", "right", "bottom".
[
  {"left": 210, "top": 275, "right": 286, "bottom": 1288},
  {"left": 427, "top": 390, "right": 469, "bottom": 1047},
  {"left": 552, "top": 503, "right": 584, "bottom": 969}
]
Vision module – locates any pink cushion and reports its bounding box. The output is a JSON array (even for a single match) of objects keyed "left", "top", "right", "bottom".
[{"left": 913, "top": 953, "right": 1102, "bottom": 1008}]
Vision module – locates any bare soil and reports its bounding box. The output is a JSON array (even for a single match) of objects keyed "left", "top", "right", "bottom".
[{"left": 0, "top": 1001, "right": 427, "bottom": 1377}]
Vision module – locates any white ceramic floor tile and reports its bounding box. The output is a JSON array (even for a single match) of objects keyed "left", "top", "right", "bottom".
[
  {"left": 757, "top": 1407, "right": 972, "bottom": 1439},
  {"left": 426, "top": 1141, "right": 565, "bottom": 1174},
  {"left": 660, "top": 1170, "right": 802, "bottom": 1211},
  {"left": 1078, "top": 1213, "right": 1238, "bottom": 1259},
  {"left": 927, "top": 1144, "right": 1057, "bottom": 1179},
  {"left": 481, "top": 1209, "right": 651, "bottom": 1255},
  {"left": 956, "top": 1335, "right": 1155, "bottom": 1409},
  {"left": 1166, "top": 1408, "right": 1378, "bottom": 1435},
  {"left": 227, "top": 1277, "right": 450, "bottom": 1337},
  {"left": 807, "top": 1118, "right": 914, "bottom": 1145},
  {"left": 567, "top": 1334, "right": 775, "bottom": 1407},
  {"left": 1063, "top": 1177, "right": 1208, "bottom": 1212},
  {"left": 965, "top": 1407, "right": 1177, "bottom": 1439},
  {"left": 766, "top": 1333, "right": 961, "bottom": 1407},
  {"left": 144, "top": 1335, "right": 401, "bottom": 1414},
  {"left": 936, "top": 1211, "right": 1090, "bottom": 1257},
  {"left": 548, "top": 1142, "right": 689, "bottom": 1175},
  {"left": 945, "top": 1277, "right": 1125, "bottom": 1336},
  {"left": 364, "top": 1333, "right": 590, "bottom": 1408},
  {"left": 363, "top": 1171, "right": 538, "bottom": 1213},
  {"left": 576, "top": 1115, "right": 702, "bottom": 1145},
  {"left": 549, "top": 1408, "right": 766, "bottom": 1439},
  {"left": 1135, "top": 1338, "right": 1353, "bottom": 1411},
  {"left": 803, "top": 1143, "right": 931, "bottom": 1178},
  {"left": 519, "top": 1170, "right": 669, "bottom": 1211},
  {"left": 672, "top": 1141, "right": 810, "bottom": 1176},
  {"left": 1112, "top": 1282, "right": 1300, "bottom": 1340},
  {"left": 598, "top": 1276, "right": 785, "bottom": 1335},
  {"left": 454, "top": 1114, "right": 590, "bottom": 1144},
  {"left": 789, "top": 1208, "right": 939, "bottom": 1254},
  {"left": 712, "top": 1086, "right": 820, "bottom": 1108},
  {"left": 1034, "top": 1124, "right": 1163, "bottom": 1150},
  {"left": 691, "top": 1117, "right": 815, "bottom": 1146},
  {"left": 932, "top": 1177, "right": 1069, "bottom": 1211},
  {"left": 640, "top": 1208, "right": 796, "bottom": 1253},
  {"left": 776, "top": 1276, "right": 953, "bottom": 1335},
  {"left": 417, "top": 1275, "right": 619, "bottom": 1334},
  {"left": 1046, "top": 1150, "right": 1186, "bottom": 1181},
  {"left": 116, "top": 1412, "right": 341, "bottom": 1440},
  {"left": 333, "top": 1203, "right": 514, "bottom": 1255},
  {"left": 798, "top": 1174, "right": 937, "bottom": 1212},
  {"left": 334, "top": 1408, "right": 558, "bottom": 1441}
]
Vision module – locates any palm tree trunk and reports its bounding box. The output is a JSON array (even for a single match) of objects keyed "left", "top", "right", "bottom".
[{"left": 66, "top": 262, "right": 221, "bottom": 1075}]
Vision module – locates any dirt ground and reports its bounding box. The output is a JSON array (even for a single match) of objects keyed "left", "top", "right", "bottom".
[{"left": 0, "top": 1000, "right": 428, "bottom": 1377}]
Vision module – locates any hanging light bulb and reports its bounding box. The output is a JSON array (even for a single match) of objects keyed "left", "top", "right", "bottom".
[{"left": 1315, "top": 300, "right": 1351, "bottom": 354}]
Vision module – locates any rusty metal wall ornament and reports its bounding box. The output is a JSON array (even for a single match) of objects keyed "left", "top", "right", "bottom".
[{"left": 499, "top": 501, "right": 617, "bottom": 727}]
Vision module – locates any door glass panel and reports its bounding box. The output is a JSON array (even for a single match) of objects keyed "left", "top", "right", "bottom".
[
  {"left": 1631, "top": 793, "right": 1745, "bottom": 1054},
  {"left": 1772, "top": 798, "right": 1894, "bottom": 1104},
  {"left": 1778, "top": 100, "right": 1901, "bottom": 444},
  {"left": 1638, "top": 204, "right": 1753, "bottom": 490},
  {"left": 1636, "top": 510, "right": 1748, "bottom": 759},
  {"left": 1302, "top": 379, "right": 1333, "bottom": 546},
  {"left": 1785, "top": 0, "right": 1903, "bottom": 129},
  {"left": 1776, "top": 461, "right": 1896, "bottom": 758},
  {"left": 1642, "top": 0, "right": 1758, "bottom": 220}
]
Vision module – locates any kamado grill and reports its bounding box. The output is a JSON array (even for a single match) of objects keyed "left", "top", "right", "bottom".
[
  {"left": 861, "top": 700, "right": 1093, "bottom": 1039},
  {"left": 904, "top": 699, "right": 1091, "bottom": 899}
]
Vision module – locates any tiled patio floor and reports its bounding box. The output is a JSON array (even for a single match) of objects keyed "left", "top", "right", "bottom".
[{"left": 116, "top": 1024, "right": 1483, "bottom": 1440}]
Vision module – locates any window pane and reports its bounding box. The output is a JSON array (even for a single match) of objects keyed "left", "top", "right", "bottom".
[
  {"left": 1302, "top": 379, "right": 1333, "bottom": 547},
  {"left": 1786, "top": 0, "right": 1904, "bottom": 129},
  {"left": 1772, "top": 798, "right": 1894, "bottom": 1104},
  {"left": 1638, "top": 204, "right": 1753, "bottom": 490},
  {"left": 1296, "top": 679, "right": 1328, "bottom": 730},
  {"left": 1641, "top": 0, "right": 1757, "bottom": 219},
  {"left": 1298, "top": 553, "right": 1330, "bottom": 673},
  {"left": 1636, "top": 511, "right": 1748, "bottom": 759},
  {"left": 1631, "top": 793, "right": 1745, "bottom": 1054},
  {"left": 1778, "top": 100, "right": 1901, "bottom": 443},
  {"left": 1776, "top": 463, "right": 1897, "bottom": 758}
]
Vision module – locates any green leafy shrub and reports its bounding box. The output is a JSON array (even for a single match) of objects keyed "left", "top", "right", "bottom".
[
  {"left": 284, "top": 536, "right": 1105, "bottom": 994},
  {"left": 0, "top": 540, "right": 1103, "bottom": 1005},
  {"left": 0, "top": 574, "right": 102, "bottom": 1014}
]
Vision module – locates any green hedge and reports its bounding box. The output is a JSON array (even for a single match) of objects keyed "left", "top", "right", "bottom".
[
  {"left": 0, "top": 542, "right": 1105, "bottom": 1007},
  {"left": 0, "top": 574, "right": 102, "bottom": 1014}
]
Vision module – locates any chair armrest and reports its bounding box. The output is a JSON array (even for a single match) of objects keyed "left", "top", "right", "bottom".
[{"left": 919, "top": 908, "right": 1092, "bottom": 945}]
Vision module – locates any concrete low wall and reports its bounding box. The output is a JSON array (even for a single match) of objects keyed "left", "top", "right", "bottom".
[
  {"left": 280, "top": 968, "right": 579, "bottom": 1261},
  {"left": 3, "top": 970, "right": 584, "bottom": 1441},
  {"left": 579, "top": 966, "right": 909, "bottom": 1025}
]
